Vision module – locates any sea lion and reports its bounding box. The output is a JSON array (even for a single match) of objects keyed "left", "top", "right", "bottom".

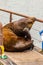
[{"left": 3, "top": 18, "right": 35, "bottom": 52}]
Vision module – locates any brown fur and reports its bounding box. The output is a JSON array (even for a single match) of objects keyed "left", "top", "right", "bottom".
[{"left": 3, "top": 18, "right": 34, "bottom": 52}]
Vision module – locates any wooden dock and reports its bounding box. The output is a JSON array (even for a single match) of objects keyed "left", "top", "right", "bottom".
[{"left": 4, "top": 50, "right": 43, "bottom": 65}]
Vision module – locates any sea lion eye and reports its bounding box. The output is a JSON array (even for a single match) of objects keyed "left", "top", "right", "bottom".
[{"left": 25, "top": 35, "right": 27, "bottom": 38}]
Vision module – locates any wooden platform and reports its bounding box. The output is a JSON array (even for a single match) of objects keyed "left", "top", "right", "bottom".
[{"left": 5, "top": 50, "right": 43, "bottom": 65}]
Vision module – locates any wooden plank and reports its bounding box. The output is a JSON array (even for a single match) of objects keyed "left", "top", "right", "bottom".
[
  {"left": 5, "top": 50, "right": 43, "bottom": 65},
  {"left": 0, "top": 56, "right": 17, "bottom": 65}
]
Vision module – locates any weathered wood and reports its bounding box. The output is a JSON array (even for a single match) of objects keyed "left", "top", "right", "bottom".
[
  {"left": 10, "top": 13, "right": 12, "bottom": 22},
  {"left": 0, "top": 8, "right": 31, "bottom": 18},
  {"left": 5, "top": 50, "right": 43, "bottom": 65},
  {"left": 0, "top": 8, "right": 43, "bottom": 23},
  {"left": 0, "top": 57, "right": 16, "bottom": 65}
]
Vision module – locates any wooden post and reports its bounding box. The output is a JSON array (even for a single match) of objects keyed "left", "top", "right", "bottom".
[{"left": 10, "top": 13, "right": 12, "bottom": 23}]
